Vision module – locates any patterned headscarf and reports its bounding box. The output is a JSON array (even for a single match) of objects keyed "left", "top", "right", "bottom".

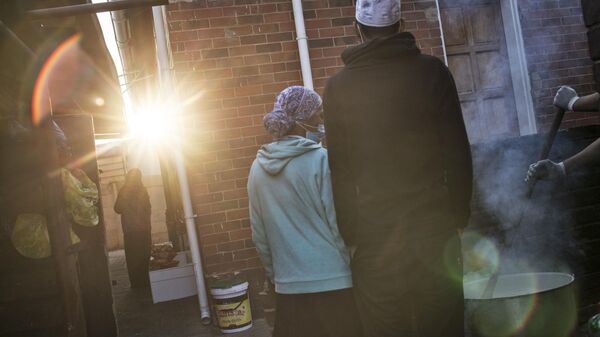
[{"left": 263, "top": 86, "right": 322, "bottom": 139}]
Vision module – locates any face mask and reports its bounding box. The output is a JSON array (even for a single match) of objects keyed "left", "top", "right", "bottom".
[
  {"left": 296, "top": 121, "right": 326, "bottom": 143},
  {"left": 306, "top": 124, "right": 326, "bottom": 144}
]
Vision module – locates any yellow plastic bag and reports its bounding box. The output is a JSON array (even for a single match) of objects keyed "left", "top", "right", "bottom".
[
  {"left": 62, "top": 169, "right": 99, "bottom": 227},
  {"left": 11, "top": 213, "right": 80, "bottom": 259}
]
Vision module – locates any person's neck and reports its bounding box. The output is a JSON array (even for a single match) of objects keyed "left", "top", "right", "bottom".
[
  {"left": 286, "top": 125, "right": 306, "bottom": 138},
  {"left": 366, "top": 32, "right": 398, "bottom": 41}
]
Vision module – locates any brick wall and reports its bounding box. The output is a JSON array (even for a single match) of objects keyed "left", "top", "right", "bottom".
[
  {"left": 166, "top": 0, "right": 445, "bottom": 274},
  {"left": 165, "top": 0, "right": 598, "bottom": 276},
  {"left": 581, "top": 0, "right": 600, "bottom": 92},
  {"left": 518, "top": 0, "right": 598, "bottom": 130}
]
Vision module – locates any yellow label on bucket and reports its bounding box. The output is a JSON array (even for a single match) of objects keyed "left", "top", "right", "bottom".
[{"left": 215, "top": 298, "right": 252, "bottom": 329}]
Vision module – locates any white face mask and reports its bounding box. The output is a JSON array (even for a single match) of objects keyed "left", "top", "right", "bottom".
[{"left": 296, "top": 121, "right": 326, "bottom": 143}]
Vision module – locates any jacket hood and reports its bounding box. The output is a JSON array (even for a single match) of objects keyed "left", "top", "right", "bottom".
[
  {"left": 257, "top": 136, "right": 321, "bottom": 175},
  {"left": 341, "top": 32, "right": 420, "bottom": 68}
]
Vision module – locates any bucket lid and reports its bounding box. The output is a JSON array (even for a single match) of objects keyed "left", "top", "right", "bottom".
[
  {"left": 208, "top": 272, "right": 247, "bottom": 290},
  {"left": 210, "top": 281, "right": 249, "bottom": 297}
]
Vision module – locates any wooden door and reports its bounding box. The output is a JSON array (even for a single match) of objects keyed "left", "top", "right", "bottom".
[{"left": 440, "top": 0, "right": 519, "bottom": 143}]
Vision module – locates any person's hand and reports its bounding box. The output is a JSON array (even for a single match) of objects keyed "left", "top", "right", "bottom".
[
  {"left": 347, "top": 246, "right": 357, "bottom": 259},
  {"left": 553, "top": 86, "right": 579, "bottom": 111},
  {"left": 525, "top": 159, "right": 566, "bottom": 182}
]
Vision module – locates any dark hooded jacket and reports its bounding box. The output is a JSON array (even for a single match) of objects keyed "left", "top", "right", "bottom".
[
  {"left": 114, "top": 174, "right": 151, "bottom": 233},
  {"left": 323, "top": 32, "right": 473, "bottom": 246}
]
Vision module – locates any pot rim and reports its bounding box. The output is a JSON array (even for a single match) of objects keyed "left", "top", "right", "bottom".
[{"left": 464, "top": 272, "right": 575, "bottom": 300}]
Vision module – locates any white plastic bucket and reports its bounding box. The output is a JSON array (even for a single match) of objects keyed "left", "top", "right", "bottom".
[{"left": 210, "top": 281, "right": 252, "bottom": 333}]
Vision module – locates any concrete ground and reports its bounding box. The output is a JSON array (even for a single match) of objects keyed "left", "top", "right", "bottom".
[
  {"left": 109, "top": 250, "right": 271, "bottom": 337},
  {"left": 108, "top": 250, "right": 591, "bottom": 337}
]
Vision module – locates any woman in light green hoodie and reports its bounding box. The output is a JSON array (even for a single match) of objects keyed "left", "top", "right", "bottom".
[{"left": 248, "top": 86, "right": 362, "bottom": 337}]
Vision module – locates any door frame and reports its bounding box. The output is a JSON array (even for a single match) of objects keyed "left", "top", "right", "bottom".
[{"left": 435, "top": 0, "right": 537, "bottom": 136}]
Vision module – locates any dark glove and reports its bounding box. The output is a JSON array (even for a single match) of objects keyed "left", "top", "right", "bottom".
[{"left": 525, "top": 159, "right": 566, "bottom": 182}]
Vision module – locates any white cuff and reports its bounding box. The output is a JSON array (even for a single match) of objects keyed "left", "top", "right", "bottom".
[
  {"left": 557, "top": 161, "right": 566, "bottom": 176},
  {"left": 567, "top": 96, "right": 579, "bottom": 111}
]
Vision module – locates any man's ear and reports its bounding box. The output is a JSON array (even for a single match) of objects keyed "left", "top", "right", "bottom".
[{"left": 399, "top": 18, "right": 405, "bottom": 32}]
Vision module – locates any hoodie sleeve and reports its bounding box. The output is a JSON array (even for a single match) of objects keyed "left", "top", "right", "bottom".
[
  {"left": 319, "top": 149, "right": 339, "bottom": 233},
  {"left": 436, "top": 63, "right": 473, "bottom": 228},
  {"left": 319, "top": 151, "right": 351, "bottom": 258},
  {"left": 320, "top": 158, "right": 339, "bottom": 236},
  {"left": 247, "top": 165, "right": 274, "bottom": 281},
  {"left": 323, "top": 79, "right": 358, "bottom": 246}
]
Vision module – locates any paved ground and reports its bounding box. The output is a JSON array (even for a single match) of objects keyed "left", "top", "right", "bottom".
[
  {"left": 109, "top": 250, "right": 591, "bottom": 337},
  {"left": 109, "top": 250, "right": 272, "bottom": 337}
]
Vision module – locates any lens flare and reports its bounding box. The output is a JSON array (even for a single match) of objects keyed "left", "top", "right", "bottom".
[
  {"left": 32, "top": 34, "right": 82, "bottom": 125},
  {"left": 128, "top": 106, "right": 177, "bottom": 144},
  {"left": 443, "top": 233, "right": 464, "bottom": 282},
  {"left": 461, "top": 231, "right": 500, "bottom": 282},
  {"left": 465, "top": 273, "right": 537, "bottom": 337},
  {"left": 94, "top": 96, "right": 105, "bottom": 107}
]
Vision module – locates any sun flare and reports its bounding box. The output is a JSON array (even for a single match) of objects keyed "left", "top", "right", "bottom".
[{"left": 128, "top": 105, "right": 177, "bottom": 144}]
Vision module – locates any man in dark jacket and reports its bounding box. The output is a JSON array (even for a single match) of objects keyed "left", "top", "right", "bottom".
[{"left": 323, "top": 0, "right": 473, "bottom": 335}]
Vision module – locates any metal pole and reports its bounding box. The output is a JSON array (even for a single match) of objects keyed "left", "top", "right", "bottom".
[
  {"left": 173, "top": 148, "right": 212, "bottom": 324},
  {"left": 27, "top": 0, "right": 169, "bottom": 19},
  {"left": 291, "top": 0, "right": 314, "bottom": 89},
  {"left": 152, "top": 6, "right": 212, "bottom": 324}
]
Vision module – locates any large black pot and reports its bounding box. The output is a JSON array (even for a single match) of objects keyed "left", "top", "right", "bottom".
[{"left": 464, "top": 273, "right": 577, "bottom": 337}]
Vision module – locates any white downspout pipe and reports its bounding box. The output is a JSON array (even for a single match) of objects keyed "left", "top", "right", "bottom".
[
  {"left": 153, "top": 6, "right": 174, "bottom": 90},
  {"left": 434, "top": 0, "right": 448, "bottom": 66},
  {"left": 109, "top": 2, "right": 135, "bottom": 92},
  {"left": 152, "top": 5, "right": 211, "bottom": 324},
  {"left": 291, "top": 0, "right": 314, "bottom": 89}
]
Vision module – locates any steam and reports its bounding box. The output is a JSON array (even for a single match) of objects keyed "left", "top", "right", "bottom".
[
  {"left": 455, "top": 3, "right": 585, "bottom": 280},
  {"left": 463, "top": 137, "right": 579, "bottom": 281}
]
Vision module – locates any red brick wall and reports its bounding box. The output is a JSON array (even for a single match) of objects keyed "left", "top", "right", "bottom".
[
  {"left": 518, "top": 0, "right": 599, "bottom": 129},
  {"left": 166, "top": 0, "right": 445, "bottom": 274},
  {"left": 166, "top": 0, "right": 599, "bottom": 275}
]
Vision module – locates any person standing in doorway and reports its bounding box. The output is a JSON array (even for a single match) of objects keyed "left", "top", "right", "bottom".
[
  {"left": 114, "top": 168, "right": 152, "bottom": 288},
  {"left": 248, "top": 86, "right": 362, "bottom": 337},
  {"left": 322, "top": 0, "right": 473, "bottom": 336}
]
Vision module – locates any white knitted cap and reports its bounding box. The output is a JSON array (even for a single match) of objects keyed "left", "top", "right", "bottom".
[{"left": 355, "top": 0, "right": 401, "bottom": 27}]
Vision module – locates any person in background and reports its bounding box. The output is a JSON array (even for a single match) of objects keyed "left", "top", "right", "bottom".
[
  {"left": 247, "top": 86, "right": 362, "bottom": 337},
  {"left": 114, "top": 168, "right": 152, "bottom": 288},
  {"left": 322, "top": 0, "right": 473, "bottom": 336},
  {"left": 527, "top": 86, "right": 600, "bottom": 181}
]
